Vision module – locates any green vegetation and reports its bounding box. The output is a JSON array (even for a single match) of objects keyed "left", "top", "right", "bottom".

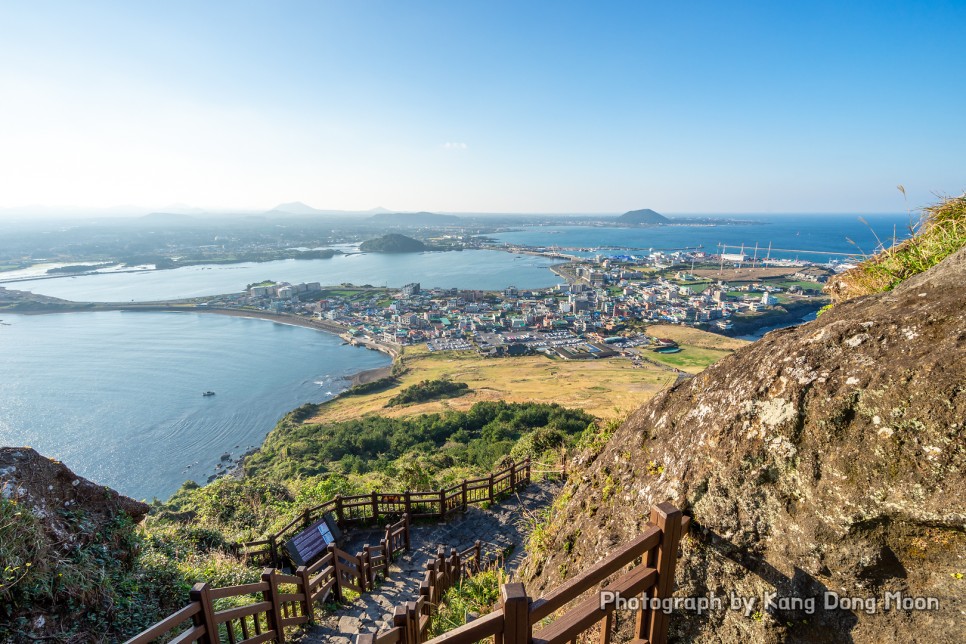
[
  {"left": 46, "top": 263, "right": 116, "bottom": 274},
  {"left": 151, "top": 401, "right": 595, "bottom": 542},
  {"left": 0, "top": 496, "right": 251, "bottom": 641},
  {"left": 834, "top": 194, "right": 966, "bottom": 302},
  {"left": 428, "top": 567, "right": 509, "bottom": 637},
  {"left": 647, "top": 346, "right": 731, "bottom": 371},
  {"left": 359, "top": 233, "right": 427, "bottom": 253},
  {"left": 386, "top": 379, "right": 470, "bottom": 407}
]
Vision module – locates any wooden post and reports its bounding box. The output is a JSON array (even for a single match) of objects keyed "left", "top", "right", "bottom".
[
  {"left": 475, "top": 540, "right": 482, "bottom": 573},
  {"left": 407, "top": 601, "right": 420, "bottom": 644},
  {"left": 188, "top": 582, "right": 217, "bottom": 644},
  {"left": 363, "top": 544, "right": 374, "bottom": 589},
  {"left": 383, "top": 538, "right": 391, "bottom": 580},
  {"left": 419, "top": 571, "right": 431, "bottom": 615},
  {"left": 297, "top": 565, "right": 314, "bottom": 623},
  {"left": 524, "top": 457, "right": 531, "bottom": 484},
  {"left": 262, "top": 568, "right": 286, "bottom": 643},
  {"left": 599, "top": 610, "right": 613, "bottom": 644},
  {"left": 438, "top": 488, "right": 446, "bottom": 519},
  {"left": 335, "top": 494, "right": 345, "bottom": 525},
  {"left": 371, "top": 491, "right": 379, "bottom": 524},
  {"left": 488, "top": 473, "right": 494, "bottom": 502},
  {"left": 356, "top": 550, "right": 367, "bottom": 593},
  {"left": 501, "top": 582, "right": 530, "bottom": 644},
  {"left": 302, "top": 507, "right": 311, "bottom": 528},
  {"left": 268, "top": 535, "right": 279, "bottom": 569},
  {"left": 509, "top": 460, "right": 516, "bottom": 490},
  {"left": 328, "top": 543, "right": 343, "bottom": 603},
  {"left": 461, "top": 479, "right": 468, "bottom": 510},
  {"left": 641, "top": 503, "right": 683, "bottom": 644},
  {"left": 451, "top": 548, "right": 460, "bottom": 584},
  {"left": 403, "top": 513, "right": 411, "bottom": 551},
  {"left": 404, "top": 490, "right": 412, "bottom": 517},
  {"left": 393, "top": 605, "right": 410, "bottom": 644}
]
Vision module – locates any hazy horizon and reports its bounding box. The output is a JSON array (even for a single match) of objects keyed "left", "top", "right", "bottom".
[{"left": 0, "top": 203, "right": 917, "bottom": 223}]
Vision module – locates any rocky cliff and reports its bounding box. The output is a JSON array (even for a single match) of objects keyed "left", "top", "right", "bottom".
[
  {"left": 0, "top": 447, "right": 150, "bottom": 641},
  {"left": 523, "top": 248, "right": 966, "bottom": 642}
]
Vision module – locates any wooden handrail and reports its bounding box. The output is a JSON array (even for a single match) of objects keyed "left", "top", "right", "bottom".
[
  {"left": 361, "top": 503, "right": 688, "bottom": 644},
  {"left": 125, "top": 515, "right": 412, "bottom": 643},
  {"left": 529, "top": 524, "right": 661, "bottom": 621},
  {"left": 241, "top": 459, "right": 536, "bottom": 568},
  {"left": 531, "top": 565, "right": 657, "bottom": 644},
  {"left": 424, "top": 609, "right": 505, "bottom": 643},
  {"left": 123, "top": 603, "right": 201, "bottom": 643}
]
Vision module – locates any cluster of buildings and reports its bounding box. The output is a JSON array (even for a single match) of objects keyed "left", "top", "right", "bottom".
[{"left": 224, "top": 251, "right": 829, "bottom": 359}]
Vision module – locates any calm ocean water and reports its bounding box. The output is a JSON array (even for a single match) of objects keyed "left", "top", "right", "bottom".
[
  {"left": 490, "top": 213, "right": 914, "bottom": 260},
  {"left": 8, "top": 249, "right": 564, "bottom": 302},
  {"left": 0, "top": 311, "right": 389, "bottom": 500}
]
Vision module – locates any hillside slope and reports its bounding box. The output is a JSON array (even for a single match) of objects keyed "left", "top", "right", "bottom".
[{"left": 523, "top": 248, "right": 966, "bottom": 642}]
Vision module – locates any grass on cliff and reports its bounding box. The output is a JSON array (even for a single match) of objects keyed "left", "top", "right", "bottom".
[
  {"left": 428, "top": 567, "right": 509, "bottom": 638},
  {"left": 0, "top": 496, "right": 244, "bottom": 641},
  {"left": 833, "top": 194, "right": 966, "bottom": 301}
]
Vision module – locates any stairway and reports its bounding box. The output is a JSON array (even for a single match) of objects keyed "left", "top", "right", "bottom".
[{"left": 294, "top": 479, "right": 562, "bottom": 643}]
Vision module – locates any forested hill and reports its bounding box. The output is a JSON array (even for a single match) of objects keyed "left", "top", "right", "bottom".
[{"left": 359, "top": 233, "right": 427, "bottom": 253}]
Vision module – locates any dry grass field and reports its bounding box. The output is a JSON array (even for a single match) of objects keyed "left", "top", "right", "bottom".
[
  {"left": 645, "top": 324, "right": 749, "bottom": 351},
  {"left": 305, "top": 326, "right": 748, "bottom": 424},
  {"left": 306, "top": 347, "right": 672, "bottom": 424},
  {"left": 689, "top": 266, "right": 806, "bottom": 281}
]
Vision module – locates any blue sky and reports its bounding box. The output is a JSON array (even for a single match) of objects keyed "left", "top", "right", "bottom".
[{"left": 0, "top": 1, "right": 963, "bottom": 214}]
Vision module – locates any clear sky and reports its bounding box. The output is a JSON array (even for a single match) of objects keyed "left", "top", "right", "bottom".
[{"left": 0, "top": 0, "right": 963, "bottom": 215}]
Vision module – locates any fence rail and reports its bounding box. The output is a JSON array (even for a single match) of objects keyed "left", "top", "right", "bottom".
[
  {"left": 125, "top": 515, "right": 411, "bottom": 644},
  {"left": 240, "top": 459, "right": 535, "bottom": 569},
  {"left": 359, "top": 503, "right": 689, "bottom": 644}
]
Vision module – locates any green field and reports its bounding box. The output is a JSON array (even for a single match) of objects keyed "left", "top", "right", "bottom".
[{"left": 646, "top": 345, "right": 734, "bottom": 372}]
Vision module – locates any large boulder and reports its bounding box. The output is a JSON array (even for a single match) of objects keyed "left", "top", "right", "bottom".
[{"left": 523, "top": 248, "right": 966, "bottom": 643}]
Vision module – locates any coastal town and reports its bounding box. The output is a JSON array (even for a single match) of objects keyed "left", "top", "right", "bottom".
[{"left": 203, "top": 249, "right": 835, "bottom": 359}]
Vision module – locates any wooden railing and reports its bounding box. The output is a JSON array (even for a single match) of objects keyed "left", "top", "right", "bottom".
[
  {"left": 240, "top": 459, "right": 533, "bottom": 569},
  {"left": 125, "top": 515, "right": 411, "bottom": 644},
  {"left": 358, "top": 503, "right": 689, "bottom": 644}
]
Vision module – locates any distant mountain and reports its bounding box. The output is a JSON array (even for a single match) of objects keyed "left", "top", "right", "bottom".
[
  {"left": 617, "top": 208, "right": 670, "bottom": 225},
  {"left": 269, "top": 201, "right": 325, "bottom": 215},
  {"left": 368, "top": 211, "right": 461, "bottom": 226},
  {"left": 359, "top": 234, "right": 427, "bottom": 253}
]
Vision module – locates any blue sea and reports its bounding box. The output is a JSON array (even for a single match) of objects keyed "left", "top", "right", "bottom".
[
  {"left": 0, "top": 311, "right": 389, "bottom": 500},
  {"left": 489, "top": 213, "right": 914, "bottom": 261}
]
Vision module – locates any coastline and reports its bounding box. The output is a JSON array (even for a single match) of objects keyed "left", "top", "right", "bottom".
[{"left": 139, "top": 308, "right": 401, "bottom": 386}]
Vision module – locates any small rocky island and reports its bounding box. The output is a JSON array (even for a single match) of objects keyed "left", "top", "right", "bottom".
[{"left": 617, "top": 208, "right": 671, "bottom": 225}]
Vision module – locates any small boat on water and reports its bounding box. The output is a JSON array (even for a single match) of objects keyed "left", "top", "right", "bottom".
[{"left": 202, "top": 391, "right": 216, "bottom": 397}]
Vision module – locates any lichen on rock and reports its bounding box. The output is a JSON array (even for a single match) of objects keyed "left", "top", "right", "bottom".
[{"left": 523, "top": 248, "right": 966, "bottom": 643}]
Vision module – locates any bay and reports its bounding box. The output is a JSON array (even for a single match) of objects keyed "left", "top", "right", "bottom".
[
  {"left": 7, "top": 250, "right": 564, "bottom": 302},
  {"left": 0, "top": 311, "right": 390, "bottom": 500}
]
